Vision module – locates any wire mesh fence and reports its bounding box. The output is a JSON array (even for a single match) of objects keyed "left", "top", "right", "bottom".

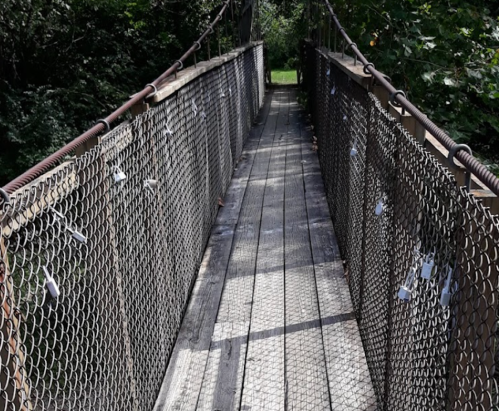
[
  {"left": 0, "top": 43, "right": 264, "bottom": 411},
  {"left": 303, "top": 42, "right": 499, "bottom": 411}
]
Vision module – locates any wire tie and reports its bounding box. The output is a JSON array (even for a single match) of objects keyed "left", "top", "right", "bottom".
[
  {"left": 145, "top": 83, "right": 158, "bottom": 98},
  {"left": 363, "top": 63, "right": 375, "bottom": 75},
  {"left": 389, "top": 90, "right": 406, "bottom": 108},
  {"left": 95, "top": 119, "right": 111, "bottom": 133},
  {"left": 175, "top": 60, "right": 184, "bottom": 71}
]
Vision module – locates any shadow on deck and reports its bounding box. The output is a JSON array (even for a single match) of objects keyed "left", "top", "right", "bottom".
[{"left": 153, "top": 87, "right": 376, "bottom": 411}]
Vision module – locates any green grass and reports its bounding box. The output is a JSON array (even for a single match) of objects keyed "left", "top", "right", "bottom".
[{"left": 271, "top": 69, "right": 297, "bottom": 85}]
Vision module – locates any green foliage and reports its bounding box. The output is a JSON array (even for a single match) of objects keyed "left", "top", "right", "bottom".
[
  {"left": 329, "top": 0, "right": 499, "bottom": 167},
  {"left": 0, "top": 0, "right": 232, "bottom": 185},
  {"left": 260, "top": 0, "right": 307, "bottom": 69},
  {"left": 3, "top": 0, "right": 498, "bottom": 183}
]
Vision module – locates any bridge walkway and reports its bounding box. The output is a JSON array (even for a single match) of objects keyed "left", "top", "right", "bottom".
[{"left": 153, "top": 87, "right": 377, "bottom": 411}]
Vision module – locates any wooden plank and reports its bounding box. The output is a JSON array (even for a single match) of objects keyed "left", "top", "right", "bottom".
[
  {"left": 196, "top": 88, "right": 284, "bottom": 411},
  {"left": 151, "top": 42, "right": 264, "bottom": 104},
  {"left": 283, "top": 89, "right": 331, "bottom": 411},
  {"left": 1, "top": 161, "right": 77, "bottom": 238},
  {"left": 300, "top": 114, "right": 378, "bottom": 410},
  {"left": 75, "top": 135, "right": 101, "bottom": 157},
  {"left": 239, "top": 88, "right": 289, "bottom": 411},
  {"left": 324, "top": 50, "right": 372, "bottom": 90},
  {"left": 152, "top": 91, "right": 274, "bottom": 411},
  {"left": 152, "top": 224, "right": 236, "bottom": 411},
  {"left": 217, "top": 89, "right": 274, "bottom": 226}
]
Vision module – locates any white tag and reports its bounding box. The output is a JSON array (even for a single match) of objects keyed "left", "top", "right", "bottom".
[
  {"left": 440, "top": 266, "right": 453, "bottom": 306},
  {"left": 331, "top": 87, "right": 336, "bottom": 95},
  {"left": 375, "top": 200, "right": 384, "bottom": 216},
  {"left": 43, "top": 266, "right": 60, "bottom": 298},
  {"left": 350, "top": 147, "right": 358, "bottom": 157},
  {"left": 114, "top": 170, "right": 127, "bottom": 183},
  {"left": 398, "top": 286, "right": 411, "bottom": 302},
  {"left": 440, "top": 287, "right": 451, "bottom": 306},
  {"left": 52, "top": 208, "right": 65, "bottom": 221},
  {"left": 71, "top": 230, "right": 87, "bottom": 244},
  {"left": 421, "top": 261, "right": 434, "bottom": 280},
  {"left": 145, "top": 179, "right": 158, "bottom": 194},
  {"left": 165, "top": 125, "right": 173, "bottom": 137}
]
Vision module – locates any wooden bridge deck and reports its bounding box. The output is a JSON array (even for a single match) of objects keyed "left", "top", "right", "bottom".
[{"left": 153, "top": 87, "right": 377, "bottom": 411}]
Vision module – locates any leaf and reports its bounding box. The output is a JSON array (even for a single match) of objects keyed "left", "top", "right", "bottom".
[
  {"left": 444, "top": 77, "right": 457, "bottom": 86},
  {"left": 403, "top": 44, "right": 412, "bottom": 56},
  {"left": 422, "top": 71, "right": 436, "bottom": 83},
  {"left": 466, "top": 69, "right": 483, "bottom": 79},
  {"left": 423, "top": 41, "right": 436, "bottom": 50}
]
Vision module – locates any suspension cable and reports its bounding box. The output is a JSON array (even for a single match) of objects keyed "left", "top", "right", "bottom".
[
  {"left": 320, "top": 0, "right": 499, "bottom": 197},
  {"left": 2, "top": 0, "right": 233, "bottom": 195}
]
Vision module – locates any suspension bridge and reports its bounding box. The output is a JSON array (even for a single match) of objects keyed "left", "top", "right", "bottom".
[{"left": 1, "top": 1, "right": 498, "bottom": 410}]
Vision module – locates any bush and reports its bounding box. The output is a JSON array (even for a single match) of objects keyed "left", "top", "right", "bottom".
[
  {"left": 329, "top": 0, "right": 499, "bottom": 166},
  {"left": 0, "top": 0, "right": 231, "bottom": 185}
]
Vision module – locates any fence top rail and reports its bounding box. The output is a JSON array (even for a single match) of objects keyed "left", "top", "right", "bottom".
[
  {"left": 319, "top": 0, "right": 499, "bottom": 197},
  {"left": 1, "top": 0, "right": 236, "bottom": 197}
]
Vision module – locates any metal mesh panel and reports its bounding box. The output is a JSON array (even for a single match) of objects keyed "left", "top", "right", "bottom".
[
  {"left": 0, "top": 43, "right": 264, "bottom": 411},
  {"left": 303, "top": 43, "right": 499, "bottom": 411}
]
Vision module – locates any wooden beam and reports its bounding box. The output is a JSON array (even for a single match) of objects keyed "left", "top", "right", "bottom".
[
  {"left": 75, "top": 136, "right": 101, "bottom": 158},
  {"left": 323, "top": 49, "right": 372, "bottom": 90},
  {"left": 388, "top": 103, "right": 426, "bottom": 145},
  {"left": 0, "top": 239, "right": 32, "bottom": 410}
]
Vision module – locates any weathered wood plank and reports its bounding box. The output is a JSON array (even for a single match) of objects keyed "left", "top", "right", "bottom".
[
  {"left": 153, "top": 224, "right": 236, "bottom": 411},
  {"left": 152, "top": 91, "right": 273, "bottom": 411},
  {"left": 196, "top": 89, "right": 284, "bottom": 411},
  {"left": 284, "top": 90, "right": 331, "bottom": 411},
  {"left": 216, "top": 89, "right": 274, "bottom": 226},
  {"left": 157, "top": 87, "right": 376, "bottom": 411},
  {"left": 0, "top": 239, "right": 33, "bottom": 410},
  {"left": 300, "top": 113, "right": 377, "bottom": 410},
  {"left": 239, "top": 88, "right": 289, "bottom": 411}
]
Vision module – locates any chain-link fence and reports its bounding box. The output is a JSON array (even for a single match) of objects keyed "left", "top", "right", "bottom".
[
  {"left": 303, "top": 42, "right": 499, "bottom": 411},
  {"left": 0, "top": 43, "right": 264, "bottom": 411}
]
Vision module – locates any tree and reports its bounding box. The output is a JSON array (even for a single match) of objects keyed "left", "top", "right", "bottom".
[
  {"left": 0, "top": 0, "right": 230, "bottom": 186},
  {"left": 321, "top": 0, "right": 499, "bottom": 170},
  {"left": 259, "top": 0, "right": 307, "bottom": 69}
]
